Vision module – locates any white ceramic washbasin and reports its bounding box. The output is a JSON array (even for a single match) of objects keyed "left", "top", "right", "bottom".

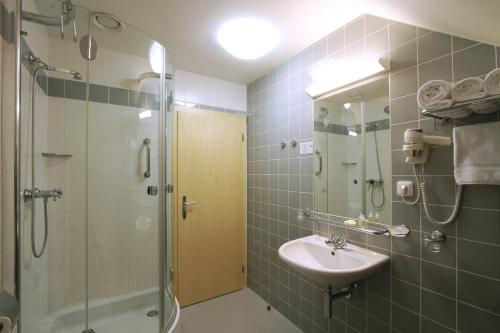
[{"left": 279, "top": 235, "right": 389, "bottom": 286}]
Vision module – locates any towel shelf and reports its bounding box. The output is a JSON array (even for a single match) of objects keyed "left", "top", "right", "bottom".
[
  {"left": 422, "top": 95, "right": 500, "bottom": 120},
  {"left": 41, "top": 153, "right": 72, "bottom": 158}
]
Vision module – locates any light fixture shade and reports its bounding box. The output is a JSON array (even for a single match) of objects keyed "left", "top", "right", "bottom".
[
  {"left": 306, "top": 58, "right": 390, "bottom": 98},
  {"left": 217, "top": 18, "right": 279, "bottom": 60}
]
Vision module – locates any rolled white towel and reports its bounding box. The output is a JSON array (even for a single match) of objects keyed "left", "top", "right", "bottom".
[
  {"left": 451, "top": 77, "right": 487, "bottom": 102},
  {"left": 417, "top": 80, "right": 454, "bottom": 110},
  {"left": 468, "top": 100, "right": 497, "bottom": 114},
  {"left": 484, "top": 68, "right": 500, "bottom": 96}
]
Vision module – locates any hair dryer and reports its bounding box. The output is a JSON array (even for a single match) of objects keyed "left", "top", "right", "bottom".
[
  {"left": 403, "top": 128, "right": 451, "bottom": 164},
  {"left": 401, "top": 128, "right": 463, "bottom": 226}
]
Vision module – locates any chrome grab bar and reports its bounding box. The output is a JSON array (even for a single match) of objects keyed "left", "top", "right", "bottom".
[
  {"left": 315, "top": 150, "right": 323, "bottom": 176},
  {"left": 143, "top": 138, "right": 151, "bottom": 178}
]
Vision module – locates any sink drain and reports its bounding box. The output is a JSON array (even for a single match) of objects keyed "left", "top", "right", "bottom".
[{"left": 147, "top": 310, "right": 159, "bottom": 317}]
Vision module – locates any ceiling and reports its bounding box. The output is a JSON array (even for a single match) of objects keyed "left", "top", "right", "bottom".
[{"left": 70, "top": 0, "right": 500, "bottom": 84}]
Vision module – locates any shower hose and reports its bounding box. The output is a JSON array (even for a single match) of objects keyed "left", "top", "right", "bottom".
[
  {"left": 370, "top": 128, "right": 385, "bottom": 209},
  {"left": 30, "top": 66, "right": 49, "bottom": 258}
]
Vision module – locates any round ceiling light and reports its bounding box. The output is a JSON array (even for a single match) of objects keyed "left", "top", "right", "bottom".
[{"left": 217, "top": 18, "right": 279, "bottom": 60}]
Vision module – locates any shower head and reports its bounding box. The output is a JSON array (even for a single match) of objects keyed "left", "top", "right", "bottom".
[{"left": 384, "top": 105, "right": 390, "bottom": 114}]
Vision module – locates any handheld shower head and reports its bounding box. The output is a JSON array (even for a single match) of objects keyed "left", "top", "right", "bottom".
[
  {"left": 45, "top": 66, "right": 82, "bottom": 80},
  {"left": 29, "top": 55, "right": 82, "bottom": 80}
]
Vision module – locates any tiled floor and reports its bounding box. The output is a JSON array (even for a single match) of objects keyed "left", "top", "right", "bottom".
[{"left": 173, "top": 288, "right": 302, "bottom": 333}]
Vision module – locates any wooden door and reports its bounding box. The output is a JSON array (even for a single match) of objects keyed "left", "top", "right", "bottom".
[{"left": 176, "top": 108, "right": 246, "bottom": 306}]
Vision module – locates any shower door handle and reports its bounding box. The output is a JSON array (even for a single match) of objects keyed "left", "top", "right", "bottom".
[
  {"left": 143, "top": 138, "right": 151, "bottom": 178},
  {"left": 315, "top": 150, "right": 323, "bottom": 176},
  {"left": 182, "top": 195, "right": 196, "bottom": 219}
]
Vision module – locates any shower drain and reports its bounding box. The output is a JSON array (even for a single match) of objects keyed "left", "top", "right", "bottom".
[{"left": 147, "top": 310, "right": 159, "bottom": 317}]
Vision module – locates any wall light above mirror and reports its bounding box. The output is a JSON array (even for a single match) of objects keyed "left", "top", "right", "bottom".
[{"left": 306, "top": 57, "right": 390, "bottom": 98}]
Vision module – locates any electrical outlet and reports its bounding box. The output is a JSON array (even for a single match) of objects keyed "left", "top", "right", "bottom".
[{"left": 397, "top": 181, "right": 413, "bottom": 196}]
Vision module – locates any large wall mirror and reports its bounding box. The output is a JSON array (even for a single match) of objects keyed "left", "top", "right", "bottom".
[{"left": 313, "top": 76, "right": 392, "bottom": 224}]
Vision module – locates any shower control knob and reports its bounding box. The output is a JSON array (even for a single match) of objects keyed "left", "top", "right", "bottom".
[
  {"left": 353, "top": 179, "right": 358, "bottom": 184},
  {"left": 147, "top": 186, "right": 158, "bottom": 196}
]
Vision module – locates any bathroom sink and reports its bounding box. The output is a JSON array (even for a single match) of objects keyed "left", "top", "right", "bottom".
[{"left": 278, "top": 235, "right": 389, "bottom": 286}]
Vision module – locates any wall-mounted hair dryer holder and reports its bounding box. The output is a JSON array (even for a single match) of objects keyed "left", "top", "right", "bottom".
[
  {"left": 401, "top": 128, "right": 463, "bottom": 227},
  {"left": 403, "top": 128, "right": 451, "bottom": 164}
]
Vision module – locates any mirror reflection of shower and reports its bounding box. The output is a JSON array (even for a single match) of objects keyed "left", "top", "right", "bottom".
[
  {"left": 366, "top": 105, "right": 390, "bottom": 211},
  {"left": 318, "top": 106, "right": 331, "bottom": 129}
]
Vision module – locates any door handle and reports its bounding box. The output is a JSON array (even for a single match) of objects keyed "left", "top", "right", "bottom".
[
  {"left": 315, "top": 150, "right": 323, "bottom": 176},
  {"left": 182, "top": 195, "right": 196, "bottom": 219},
  {"left": 143, "top": 138, "right": 151, "bottom": 178}
]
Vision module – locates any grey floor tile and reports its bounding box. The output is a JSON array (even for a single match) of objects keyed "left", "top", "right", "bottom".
[{"left": 174, "top": 288, "right": 301, "bottom": 333}]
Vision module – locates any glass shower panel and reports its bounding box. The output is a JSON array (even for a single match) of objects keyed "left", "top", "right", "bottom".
[
  {"left": 19, "top": 1, "right": 176, "bottom": 332},
  {"left": 162, "top": 61, "right": 176, "bottom": 329},
  {"left": 19, "top": 2, "right": 90, "bottom": 333},
  {"left": 86, "top": 14, "right": 165, "bottom": 333}
]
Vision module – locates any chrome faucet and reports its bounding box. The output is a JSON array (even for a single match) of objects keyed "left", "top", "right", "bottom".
[{"left": 325, "top": 234, "right": 348, "bottom": 250}]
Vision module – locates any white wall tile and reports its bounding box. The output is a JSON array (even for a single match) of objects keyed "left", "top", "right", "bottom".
[{"left": 175, "top": 69, "right": 247, "bottom": 111}]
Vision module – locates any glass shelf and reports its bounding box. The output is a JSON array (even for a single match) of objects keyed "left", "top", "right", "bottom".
[{"left": 422, "top": 95, "right": 500, "bottom": 120}]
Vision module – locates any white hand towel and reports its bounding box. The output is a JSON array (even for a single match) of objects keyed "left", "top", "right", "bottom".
[
  {"left": 453, "top": 121, "right": 500, "bottom": 185},
  {"left": 417, "top": 80, "right": 454, "bottom": 110},
  {"left": 451, "top": 77, "right": 487, "bottom": 102},
  {"left": 484, "top": 68, "right": 500, "bottom": 96}
]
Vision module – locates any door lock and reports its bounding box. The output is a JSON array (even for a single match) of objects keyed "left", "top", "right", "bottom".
[{"left": 147, "top": 186, "right": 158, "bottom": 196}]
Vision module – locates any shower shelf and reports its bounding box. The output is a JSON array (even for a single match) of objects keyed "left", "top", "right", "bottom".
[
  {"left": 41, "top": 153, "right": 72, "bottom": 158},
  {"left": 422, "top": 95, "right": 500, "bottom": 120}
]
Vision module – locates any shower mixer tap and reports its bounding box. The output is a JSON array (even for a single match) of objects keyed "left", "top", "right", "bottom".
[{"left": 23, "top": 188, "right": 63, "bottom": 203}]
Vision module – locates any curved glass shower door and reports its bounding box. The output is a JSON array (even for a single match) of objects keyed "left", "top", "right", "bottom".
[{"left": 18, "top": 1, "right": 176, "bottom": 332}]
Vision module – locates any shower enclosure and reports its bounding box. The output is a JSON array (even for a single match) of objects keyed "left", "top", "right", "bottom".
[{"left": 16, "top": 0, "right": 177, "bottom": 332}]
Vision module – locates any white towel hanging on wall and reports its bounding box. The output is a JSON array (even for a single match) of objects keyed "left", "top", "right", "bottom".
[{"left": 453, "top": 121, "right": 500, "bottom": 185}]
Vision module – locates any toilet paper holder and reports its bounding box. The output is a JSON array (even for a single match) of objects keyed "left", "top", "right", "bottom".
[{"left": 0, "top": 290, "right": 20, "bottom": 332}]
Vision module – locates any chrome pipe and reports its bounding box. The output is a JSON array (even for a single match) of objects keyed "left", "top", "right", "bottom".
[
  {"left": 22, "top": 10, "right": 74, "bottom": 26},
  {"left": 21, "top": 0, "right": 76, "bottom": 40},
  {"left": 15, "top": 0, "right": 22, "bottom": 304}
]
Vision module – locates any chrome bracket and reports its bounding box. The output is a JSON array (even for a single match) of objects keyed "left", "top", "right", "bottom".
[{"left": 23, "top": 189, "right": 33, "bottom": 202}]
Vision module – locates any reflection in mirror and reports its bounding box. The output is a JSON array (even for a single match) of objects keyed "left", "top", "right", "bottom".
[{"left": 313, "top": 76, "right": 392, "bottom": 225}]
